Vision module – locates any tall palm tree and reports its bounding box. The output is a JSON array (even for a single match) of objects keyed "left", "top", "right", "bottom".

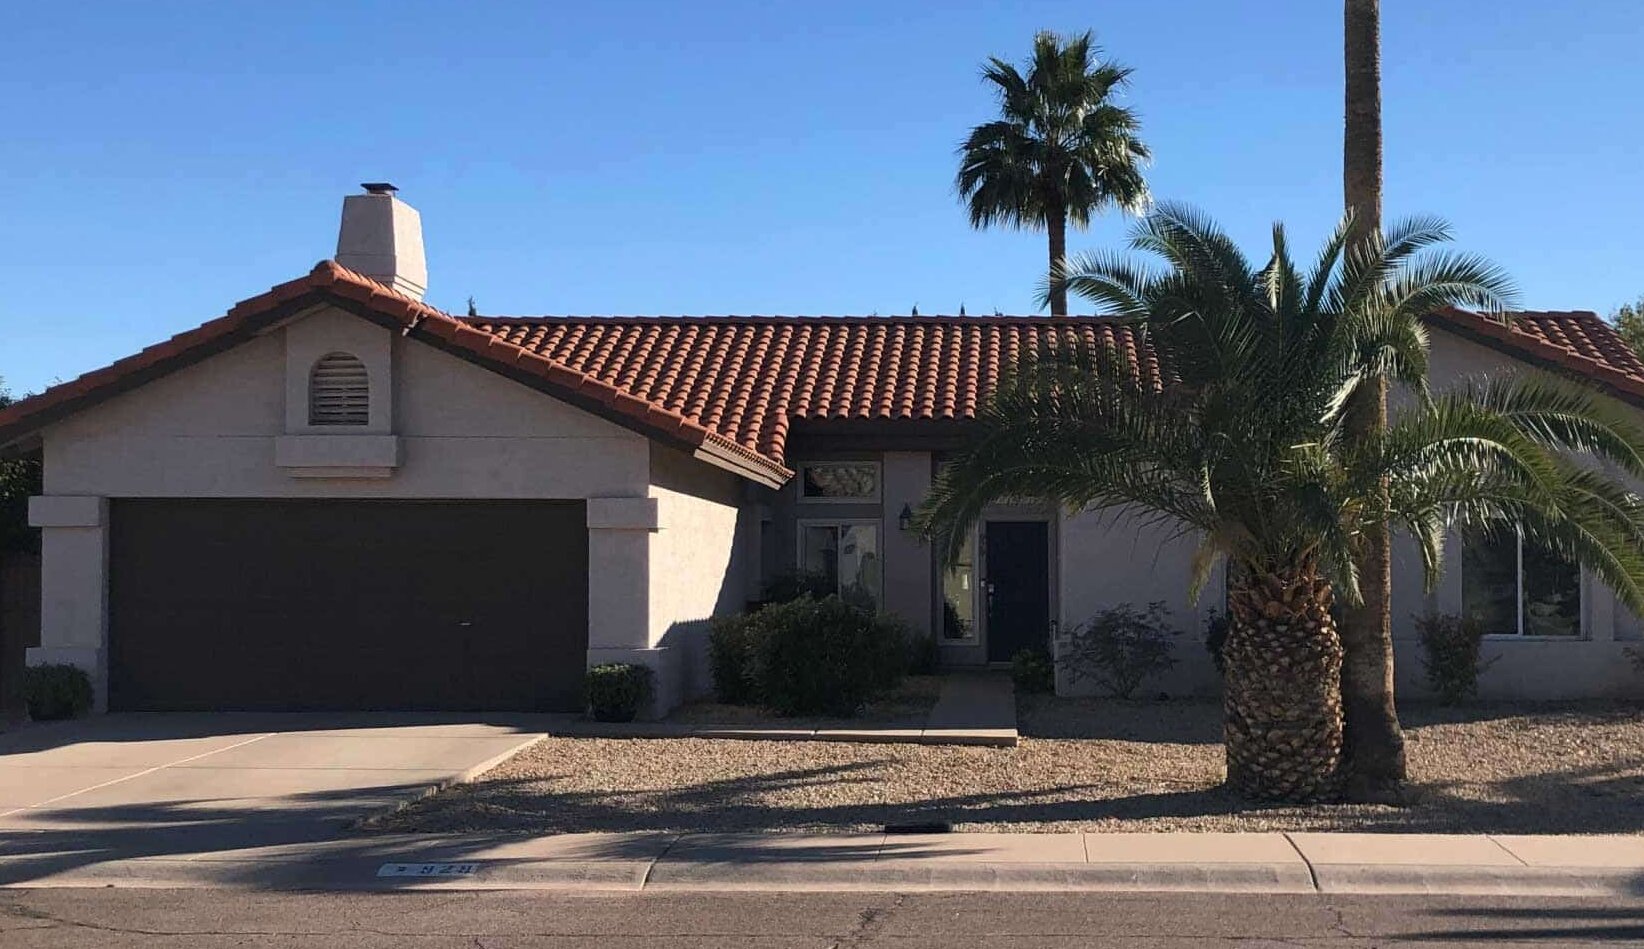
[
  {"left": 957, "top": 30, "right": 1151, "bottom": 316},
  {"left": 1339, "top": 0, "right": 1407, "bottom": 800},
  {"left": 918, "top": 205, "right": 1644, "bottom": 801}
]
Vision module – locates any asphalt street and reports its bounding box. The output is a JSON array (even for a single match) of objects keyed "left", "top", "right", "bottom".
[{"left": 4, "top": 889, "right": 1643, "bottom": 947}]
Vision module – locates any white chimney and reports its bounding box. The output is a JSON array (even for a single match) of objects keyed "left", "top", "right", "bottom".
[{"left": 335, "top": 183, "right": 427, "bottom": 300}]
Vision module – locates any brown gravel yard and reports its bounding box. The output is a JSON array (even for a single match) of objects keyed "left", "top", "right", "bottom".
[{"left": 374, "top": 696, "right": 1644, "bottom": 835}]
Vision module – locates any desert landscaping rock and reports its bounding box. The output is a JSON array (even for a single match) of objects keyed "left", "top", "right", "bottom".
[{"left": 374, "top": 698, "right": 1644, "bottom": 836}]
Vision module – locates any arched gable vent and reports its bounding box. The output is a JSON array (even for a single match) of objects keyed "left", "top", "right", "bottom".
[{"left": 308, "top": 352, "right": 370, "bottom": 426}]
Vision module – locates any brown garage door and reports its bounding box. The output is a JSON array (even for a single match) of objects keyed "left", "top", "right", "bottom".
[{"left": 108, "top": 499, "right": 588, "bottom": 712}]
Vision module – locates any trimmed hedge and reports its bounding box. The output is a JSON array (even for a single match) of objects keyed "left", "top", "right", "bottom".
[
  {"left": 1415, "top": 612, "right": 1494, "bottom": 705},
  {"left": 24, "top": 663, "right": 93, "bottom": 720},
  {"left": 586, "top": 663, "right": 654, "bottom": 722},
  {"left": 710, "top": 594, "right": 909, "bottom": 717}
]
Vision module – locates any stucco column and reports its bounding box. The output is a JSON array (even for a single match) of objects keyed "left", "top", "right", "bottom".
[
  {"left": 25, "top": 496, "right": 110, "bottom": 712},
  {"left": 881, "top": 452, "right": 933, "bottom": 637},
  {"left": 585, "top": 496, "right": 677, "bottom": 716}
]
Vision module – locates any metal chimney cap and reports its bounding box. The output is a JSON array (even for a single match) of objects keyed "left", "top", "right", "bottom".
[{"left": 360, "top": 182, "right": 399, "bottom": 195}]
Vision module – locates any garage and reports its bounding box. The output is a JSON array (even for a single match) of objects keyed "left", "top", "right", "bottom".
[{"left": 107, "top": 499, "right": 588, "bottom": 712}]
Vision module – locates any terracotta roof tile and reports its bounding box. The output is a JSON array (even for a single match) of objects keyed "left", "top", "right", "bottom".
[{"left": 4, "top": 258, "right": 1643, "bottom": 491}]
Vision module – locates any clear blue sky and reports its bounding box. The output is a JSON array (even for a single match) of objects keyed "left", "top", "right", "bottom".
[{"left": 2, "top": 1, "right": 1640, "bottom": 397}]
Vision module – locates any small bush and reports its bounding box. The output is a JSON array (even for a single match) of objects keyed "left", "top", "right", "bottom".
[
  {"left": 758, "top": 570, "right": 836, "bottom": 606},
  {"left": 1415, "top": 612, "right": 1494, "bottom": 705},
  {"left": 1203, "top": 610, "right": 1230, "bottom": 675},
  {"left": 24, "top": 663, "right": 93, "bottom": 721},
  {"left": 1628, "top": 645, "right": 1644, "bottom": 678},
  {"left": 906, "top": 630, "right": 939, "bottom": 676},
  {"left": 1058, "top": 602, "right": 1180, "bottom": 699},
  {"left": 1011, "top": 648, "right": 1055, "bottom": 694},
  {"left": 708, "top": 613, "right": 760, "bottom": 704},
  {"left": 748, "top": 595, "right": 906, "bottom": 717},
  {"left": 586, "top": 663, "right": 654, "bottom": 723}
]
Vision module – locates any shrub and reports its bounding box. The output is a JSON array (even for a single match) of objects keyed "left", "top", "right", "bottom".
[
  {"left": 708, "top": 613, "right": 760, "bottom": 704},
  {"left": 747, "top": 595, "right": 906, "bottom": 716},
  {"left": 1628, "top": 645, "right": 1644, "bottom": 678},
  {"left": 24, "top": 663, "right": 93, "bottom": 721},
  {"left": 1203, "top": 609, "right": 1230, "bottom": 675},
  {"left": 1011, "top": 648, "right": 1055, "bottom": 694},
  {"left": 759, "top": 570, "right": 836, "bottom": 606},
  {"left": 1415, "top": 612, "right": 1494, "bottom": 705},
  {"left": 906, "top": 630, "right": 940, "bottom": 676},
  {"left": 586, "top": 663, "right": 654, "bottom": 722},
  {"left": 1058, "top": 602, "right": 1180, "bottom": 699}
]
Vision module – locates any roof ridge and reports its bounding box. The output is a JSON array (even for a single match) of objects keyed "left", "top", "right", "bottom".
[{"left": 465, "top": 314, "right": 1120, "bottom": 325}]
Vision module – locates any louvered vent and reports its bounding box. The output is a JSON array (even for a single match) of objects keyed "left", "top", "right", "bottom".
[{"left": 308, "top": 352, "right": 370, "bottom": 425}]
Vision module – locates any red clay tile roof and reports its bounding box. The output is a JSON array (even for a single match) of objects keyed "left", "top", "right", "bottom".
[
  {"left": 3, "top": 260, "right": 1642, "bottom": 487},
  {"left": 469, "top": 315, "right": 1160, "bottom": 468}
]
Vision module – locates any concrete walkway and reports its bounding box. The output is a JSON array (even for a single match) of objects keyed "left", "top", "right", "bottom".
[
  {"left": 558, "top": 673, "right": 1018, "bottom": 746},
  {"left": 3, "top": 830, "right": 1642, "bottom": 897}
]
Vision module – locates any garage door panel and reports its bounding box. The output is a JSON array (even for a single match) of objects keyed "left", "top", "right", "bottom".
[{"left": 109, "top": 500, "right": 588, "bottom": 712}]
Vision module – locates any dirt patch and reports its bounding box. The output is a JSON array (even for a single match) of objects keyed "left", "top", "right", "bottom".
[{"left": 372, "top": 697, "right": 1644, "bottom": 835}]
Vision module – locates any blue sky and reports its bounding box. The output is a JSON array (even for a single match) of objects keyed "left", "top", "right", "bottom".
[{"left": 2, "top": 1, "right": 1640, "bottom": 397}]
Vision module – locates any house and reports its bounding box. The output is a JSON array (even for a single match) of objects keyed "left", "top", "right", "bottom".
[{"left": 3, "top": 187, "right": 1641, "bottom": 715}]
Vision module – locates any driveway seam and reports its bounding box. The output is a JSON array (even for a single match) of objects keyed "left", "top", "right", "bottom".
[
  {"left": 1485, "top": 834, "right": 1530, "bottom": 866},
  {"left": 0, "top": 731, "right": 276, "bottom": 818}
]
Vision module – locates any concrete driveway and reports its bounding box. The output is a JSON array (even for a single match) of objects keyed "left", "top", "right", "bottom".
[{"left": 0, "top": 713, "right": 550, "bottom": 884}]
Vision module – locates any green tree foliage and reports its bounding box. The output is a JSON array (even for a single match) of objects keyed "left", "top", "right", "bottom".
[
  {"left": 0, "top": 382, "right": 40, "bottom": 555},
  {"left": 957, "top": 30, "right": 1151, "bottom": 315},
  {"left": 1611, "top": 296, "right": 1644, "bottom": 361}
]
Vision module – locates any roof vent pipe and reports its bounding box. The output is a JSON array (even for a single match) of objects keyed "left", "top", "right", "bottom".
[{"left": 335, "top": 183, "right": 427, "bottom": 300}]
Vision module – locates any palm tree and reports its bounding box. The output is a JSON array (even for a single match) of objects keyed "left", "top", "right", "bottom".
[
  {"left": 957, "top": 30, "right": 1151, "bottom": 316},
  {"left": 1339, "top": 0, "right": 1407, "bottom": 800},
  {"left": 917, "top": 205, "right": 1644, "bottom": 801}
]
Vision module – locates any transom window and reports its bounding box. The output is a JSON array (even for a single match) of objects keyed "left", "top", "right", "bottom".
[
  {"left": 308, "top": 352, "right": 370, "bottom": 426},
  {"left": 1461, "top": 528, "right": 1581, "bottom": 637},
  {"left": 798, "top": 520, "right": 881, "bottom": 609},
  {"left": 799, "top": 462, "right": 880, "bottom": 502}
]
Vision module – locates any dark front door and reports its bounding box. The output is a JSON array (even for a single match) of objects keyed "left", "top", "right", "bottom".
[
  {"left": 108, "top": 499, "right": 589, "bottom": 712},
  {"left": 984, "top": 520, "right": 1050, "bottom": 662}
]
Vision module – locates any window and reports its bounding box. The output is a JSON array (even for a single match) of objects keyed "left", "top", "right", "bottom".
[
  {"left": 799, "top": 521, "right": 881, "bottom": 608},
  {"left": 799, "top": 462, "right": 880, "bottom": 502},
  {"left": 308, "top": 352, "right": 370, "bottom": 426},
  {"left": 1461, "top": 528, "right": 1581, "bottom": 637},
  {"left": 941, "top": 529, "right": 978, "bottom": 641}
]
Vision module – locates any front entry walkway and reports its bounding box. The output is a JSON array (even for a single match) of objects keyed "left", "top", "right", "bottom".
[{"left": 0, "top": 712, "right": 550, "bottom": 884}]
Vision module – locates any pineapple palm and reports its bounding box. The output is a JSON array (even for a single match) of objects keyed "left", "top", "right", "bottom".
[{"left": 917, "top": 205, "right": 1644, "bottom": 801}]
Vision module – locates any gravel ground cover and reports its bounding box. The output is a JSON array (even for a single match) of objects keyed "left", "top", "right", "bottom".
[
  {"left": 665, "top": 675, "right": 944, "bottom": 728},
  {"left": 374, "top": 696, "right": 1644, "bottom": 835}
]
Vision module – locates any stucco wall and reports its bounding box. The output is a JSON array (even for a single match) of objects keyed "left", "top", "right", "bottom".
[
  {"left": 43, "top": 306, "right": 651, "bottom": 499},
  {"left": 646, "top": 442, "right": 750, "bottom": 700}
]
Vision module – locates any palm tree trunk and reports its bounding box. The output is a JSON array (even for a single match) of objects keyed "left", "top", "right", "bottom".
[
  {"left": 1047, "top": 206, "right": 1068, "bottom": 316},
  {"left": 1224, "top": 561, "right": 1344, "bottom": 802},
  {"left": 1340, "top": 0, "right": 1408, "bottom": 800}
]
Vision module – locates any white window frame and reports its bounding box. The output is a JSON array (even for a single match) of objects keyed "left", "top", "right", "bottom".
[
  {"left": 796, "top": 461, "right": 882, "bottom": 504},
  {"left": 1462, "top": 526, "right": 1585, "bottom": 640},
  {"left": 796, "top": 518, "right": 883, "bottom": 605}
]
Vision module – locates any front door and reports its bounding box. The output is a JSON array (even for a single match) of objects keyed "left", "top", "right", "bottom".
[{"left": 984, "top": 520, "right": 1050, "bottom": 662}]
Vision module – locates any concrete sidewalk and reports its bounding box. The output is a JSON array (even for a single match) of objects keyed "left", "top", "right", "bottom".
[{"left": 3, "top": 831, "right": 1641, "bottom": 897}]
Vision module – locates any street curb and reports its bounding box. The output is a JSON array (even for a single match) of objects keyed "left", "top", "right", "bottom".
[{"left": 1311, "top": 864, "right": 1644, "bottom": 897}]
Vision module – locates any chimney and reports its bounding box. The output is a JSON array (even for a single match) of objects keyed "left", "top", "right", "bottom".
[{"left": 335, "top": 183, "right": 427, "bottom": 300}]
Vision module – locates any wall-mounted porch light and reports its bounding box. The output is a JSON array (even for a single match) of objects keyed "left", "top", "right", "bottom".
[{"left": 898, "top": 503, "right": 914, "bottom": 532}]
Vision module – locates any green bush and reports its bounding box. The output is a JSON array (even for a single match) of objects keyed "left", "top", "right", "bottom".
[
  {"left": 758, "top": 570, "right": 836, "bottom": 606},
  {"left": 1416, "top": 612, "right": 1494, "bottom": 705},
  {"left": 24, "top": 663, "right": 93, "bottom": 721},
  {"left": 1203, "top": 610, "right": 1230, "bottom": 675},
  {"left": 1059, "top": 602, "right": 1179, "bottom": 699},
  {"left": 1011, "top": 648, "right": 1055, "bottom": 694},
  {"left": 747, "top": 595, "right": 906, "bottom": 717},
  {"left": 586, "top": 663, "right": 654, "bottom": 722},
  {"left": 708, "top": 613, "right": 760, "bottom": 704},
  {"left": 906, "top": 629, "right": 940, "bottom": 676}
]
